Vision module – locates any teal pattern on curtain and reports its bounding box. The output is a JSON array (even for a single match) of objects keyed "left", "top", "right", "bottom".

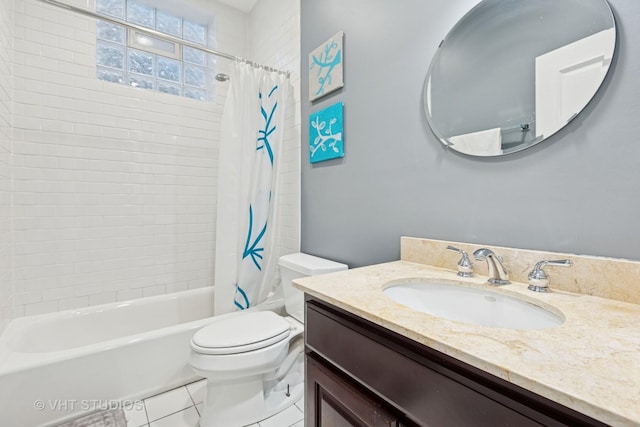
[{"left": 234, "top": 83, "right": 280, "bottom": 310}]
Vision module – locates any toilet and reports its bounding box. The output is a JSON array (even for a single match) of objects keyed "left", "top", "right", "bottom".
[{"left": 189, "top": 253, "right": 347, "bottom": 427}]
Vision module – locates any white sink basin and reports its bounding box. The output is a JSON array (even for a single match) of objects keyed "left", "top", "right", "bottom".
[{"left": 383, "top": 279, "right": 564, "bottom": 330}]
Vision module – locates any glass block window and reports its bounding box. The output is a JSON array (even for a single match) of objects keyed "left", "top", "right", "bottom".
[{"left": 95, "top": 0, "right": 214, "bottom": 102}]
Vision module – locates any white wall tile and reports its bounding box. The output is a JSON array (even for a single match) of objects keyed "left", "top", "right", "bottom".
[
  {"left": 117, "top": 288, "right": 143, "bottom": 302},
  {"left": 89, "top": 291, "right": 117, "bottom": 306},
  {"left": 3, "top": 0, "right": 301, "bottom": 322},
  {"left": 143, "top": 285, "right": 166, "bottom": 298},
  {"left": 58, "top": 296, "right": 89, "bottom": 311},
  {"left": 0, "top": 0, "right": 14, "bottom": 332},
  {"left": 6, "top": 0, "right": 250, "bottom": 316},
  {"left": 25, "top": 300, "right": 59, "bottom": 316}
]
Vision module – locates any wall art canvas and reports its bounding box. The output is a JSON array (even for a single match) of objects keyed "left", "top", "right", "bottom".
[
  {"left": 309, "top": 102, "right": 344, "bottom": 163},
  {"left": 309, "top": 31, "right": 344, "bottom": 101}
]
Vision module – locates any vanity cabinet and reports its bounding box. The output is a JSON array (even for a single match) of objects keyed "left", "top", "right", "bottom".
[{"left": 304, "top": 296, "right": 607, "bottom": 427}]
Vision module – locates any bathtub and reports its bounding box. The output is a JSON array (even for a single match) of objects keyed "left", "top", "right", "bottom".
[{"left": 0, "top": 287, "right": 283, "bottom": 427}]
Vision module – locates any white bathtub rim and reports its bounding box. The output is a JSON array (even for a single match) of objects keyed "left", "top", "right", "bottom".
[
  {"left": 4, "top": 286, "right": 215, "bottom": 336},
  {"left": 0, "top": 288, "right": 284, "bottom": 375},
  {"left": 2, "top": 286, "right": 215, "bottom": 354}
]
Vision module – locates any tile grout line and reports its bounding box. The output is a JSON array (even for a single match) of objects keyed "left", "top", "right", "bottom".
[
  {"left": 144, "top": 385, "right": 197, "bottom": 425},
  {"left": 147, "top": 404, "right": 197, "bottom": 425},
  {"left": 142, "top": 402, "right": 150, "bottom": 427},
  {"left": 185, "top": 383, "right": 198, "bottom": 407}
]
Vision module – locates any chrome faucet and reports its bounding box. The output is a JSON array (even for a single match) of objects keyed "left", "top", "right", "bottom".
[{"left": 472, "top": 248, "right": 510, "bottom": 285}]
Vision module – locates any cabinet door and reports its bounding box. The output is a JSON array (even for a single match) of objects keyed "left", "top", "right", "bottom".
[{"left": 306, "top": 355, "right": 400, "bottom": 427}]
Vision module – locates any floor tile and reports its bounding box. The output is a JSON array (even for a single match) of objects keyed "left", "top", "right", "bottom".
[
  {"left": 258, "top": 405, "right": 303, "bottom": 427},
  {"left": 124, "top": 404, "right": 149, "bottom": 427},
  {"left": 128, "top": 380, "right": 307, "bottom": 427},
  {"left": 149, "top": 407, "right": 199, "bottom": 427},
  {"left": 144, "top": 386, "right": 194, "bottom": 422},
  {"left": 186, "top": 379, "right": 206, "bottom": 404}
]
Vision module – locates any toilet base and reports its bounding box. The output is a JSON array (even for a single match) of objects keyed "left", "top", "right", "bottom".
[{"left": 199, "top": 353, "right": 304, "bottom": 427}]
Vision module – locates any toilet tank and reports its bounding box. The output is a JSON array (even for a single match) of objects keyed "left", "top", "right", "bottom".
[{"left": 278, "top": 253, "right": 348, "bottom": 322}]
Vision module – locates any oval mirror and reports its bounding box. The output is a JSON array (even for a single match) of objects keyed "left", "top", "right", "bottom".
[{"left": 424, "top": 0, "right": 616, "bottom": 156}]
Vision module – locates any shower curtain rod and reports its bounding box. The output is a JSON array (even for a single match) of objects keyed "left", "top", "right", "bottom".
[{"left": 36, "top": 0, "right": 291, "bottom": 78}]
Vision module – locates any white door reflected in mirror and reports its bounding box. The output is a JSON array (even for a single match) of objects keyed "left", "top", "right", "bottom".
[{"left": 535, "top": 28, "right": 615, "bottom": 139}]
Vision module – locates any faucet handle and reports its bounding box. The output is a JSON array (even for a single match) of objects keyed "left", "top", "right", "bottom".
[
  {"left": 446, "top": 246, "right": 474, "bottom": 277},
  {"left": 528, "top": 259, "right": 573, "bottom": 293}
]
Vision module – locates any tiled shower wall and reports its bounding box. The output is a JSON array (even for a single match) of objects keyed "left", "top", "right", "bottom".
[
  {"left": 0, "top": 0, "right": 14, "bottom": 330},
  {"left": 8, "top": 0, "right": 241, "bottom": 318},
  {"left": 248, "top": 0, "right": 301, "bottom": 263},
  {"left": 2, "top": 0, "right": 301, "bottom": 321}
]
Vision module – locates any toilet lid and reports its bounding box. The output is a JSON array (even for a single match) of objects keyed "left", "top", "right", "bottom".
[{"left": 192, "top": 311, "right": 290, "bottom": 355}]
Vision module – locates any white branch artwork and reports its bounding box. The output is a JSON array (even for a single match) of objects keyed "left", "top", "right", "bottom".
[
  {"left": 309, "top": 102, "right": 344, "bottom": 163},
  {"left": 311, "top": 116, "right": 342, "bottom": 157}
]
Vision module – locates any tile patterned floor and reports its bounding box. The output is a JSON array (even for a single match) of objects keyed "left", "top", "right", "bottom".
[{"left": 123, "top": 379, "right": 304, "bottom": 427}]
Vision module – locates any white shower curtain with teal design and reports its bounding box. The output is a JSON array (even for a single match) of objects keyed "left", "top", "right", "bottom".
[{"left": 214, "top": 62, "right": 289, "bottom": 315}]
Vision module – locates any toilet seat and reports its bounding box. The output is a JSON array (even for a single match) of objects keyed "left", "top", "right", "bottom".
[{"left": 191, "top": 311, "right": 291, "bottom": 355}]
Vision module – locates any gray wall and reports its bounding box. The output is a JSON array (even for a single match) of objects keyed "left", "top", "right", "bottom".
[{"left": 301, "top": 0, "right": 640, "bottom": 268}]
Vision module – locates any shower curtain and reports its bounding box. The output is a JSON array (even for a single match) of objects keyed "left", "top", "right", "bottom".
[{"left": 214, "top": 62, "right": 289, "bottom": 315}]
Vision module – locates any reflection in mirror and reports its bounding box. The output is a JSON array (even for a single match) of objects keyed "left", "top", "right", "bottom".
[{"left": 424, "top": 0, "right": 616, "bottom": 156}]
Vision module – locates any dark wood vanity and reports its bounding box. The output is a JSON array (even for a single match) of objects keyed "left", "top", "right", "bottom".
[{"left": 304, "top": 296, "right": 608, "bottom": 427}]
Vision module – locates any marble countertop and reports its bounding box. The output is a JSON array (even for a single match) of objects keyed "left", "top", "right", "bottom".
[{"left": 293, "top": 260, "right": 640, "bottom": 427}]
